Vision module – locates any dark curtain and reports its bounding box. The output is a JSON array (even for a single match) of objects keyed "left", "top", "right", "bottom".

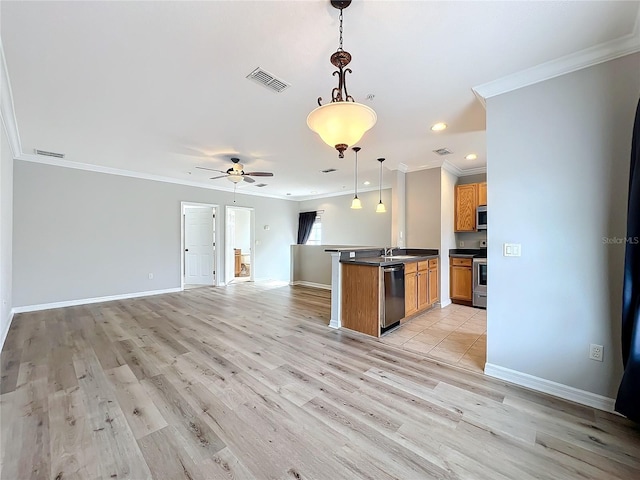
[
  {"left": 297, "top": 211, "right": 317, "bottom": 245},
  {"left": 616, "top": 98, "right": 640, "bottom": 421}
]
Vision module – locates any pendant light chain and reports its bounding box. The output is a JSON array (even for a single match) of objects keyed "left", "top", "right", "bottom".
[
  {"left": 354, "top": 149, "right": 358, "bottom": 196},
  {"left": 338, "top": 8, "right": 344, "bottom": 51}
]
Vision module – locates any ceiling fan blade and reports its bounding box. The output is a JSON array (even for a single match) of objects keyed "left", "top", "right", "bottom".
[
  {"left": 196, "top": 166, "right": 227, "bottom": 174},
  {"left": 245, "top": 172, "right": 274, "bottom": 177},
  {"left": 209, "top": 175, "right": 229, "bottom": 180},
  {"left": 242, "top": 176, "right": 256, "bottom": 183}
]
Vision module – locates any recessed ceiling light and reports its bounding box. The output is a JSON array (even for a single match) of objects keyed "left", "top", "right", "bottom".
[
  {"left": 363, "top": 181, "right": 371, "bottom": 186},
  {"left": 431, "top": 122, "right": 447, "bottom": 132},
  {"left": 465, "top": 153, "right": 478, "bottom": 160},
  {"left": 310, "top": 191, "right": 317, "bottom": 194},
  {"left": 286, "top": 193, "right": 291, "bottom": 196}
]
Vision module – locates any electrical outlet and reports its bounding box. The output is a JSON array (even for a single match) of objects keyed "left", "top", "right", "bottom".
[
  {"left": 459, "top": 241, "right": 464, "bottom": 247},
  {"left": 589, "top": 344, "right": 604, "bottom": 362},
  {"left": 349, "top": 251, "right": 355, "bottom": 258},
  {"left": 148, "top": 273, "right": 154, "bottom": 280}
]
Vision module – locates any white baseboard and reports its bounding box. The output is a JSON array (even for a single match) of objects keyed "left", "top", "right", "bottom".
[
  {"left": 12, "top": 288, "right": 182, "bottom": 314},
  {"left": 0, "top": 309, "right": 15, "bottom": 352},
  {"left": 290, "top": 281, "right": 331, "bottom": 290},
  {"left": 484, "top": 363, "right": 616, "bottom": 412}
]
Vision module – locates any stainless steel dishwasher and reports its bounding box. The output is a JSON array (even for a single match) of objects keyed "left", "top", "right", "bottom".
[{"left": 381, "top": 265, "right": 405, "bottom": 333}]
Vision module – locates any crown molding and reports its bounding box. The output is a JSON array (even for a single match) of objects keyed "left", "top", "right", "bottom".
[
  {"left": 15, "top": 154, "right": 296, "bottom": 201},
  {"left": 397, "top": 163, "right": 409, "bottom": 173},
  {"left": 473, "top": 24, "right": 640, "bottom": 102},
  {"left": 295, "top": 185, "right": 390, "bottom": 202},
  {"left": 0, "top": 40, "right": 22, "bottom": 157}
]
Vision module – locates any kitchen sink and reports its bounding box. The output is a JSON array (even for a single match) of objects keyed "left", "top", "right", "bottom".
[{"left": 380, "top": 255, "right": 415, "bottom": 260}]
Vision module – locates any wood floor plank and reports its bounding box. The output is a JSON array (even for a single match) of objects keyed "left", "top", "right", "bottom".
[
  {"left": 2, "top": 282, "right": 639, "bottom": 479},
  {"left": 73, "top": 349, "right": 152, "bottom": 479},
  {"left": 48, "top": 387, "right": 100, "bottom": 480},
  {"left": 105, "top": 365, "right": 168, "bottom": 439}
]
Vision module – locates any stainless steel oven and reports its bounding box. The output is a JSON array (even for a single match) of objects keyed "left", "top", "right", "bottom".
[{"left": 472, "top": 257, "right": 487, "bottom": 308}]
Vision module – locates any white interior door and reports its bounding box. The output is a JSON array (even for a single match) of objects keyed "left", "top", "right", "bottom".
[
  {"left": 184, "top": 208, "right": 215, "bottom": 285},
  {"left": 225, "top": 207, "right": 236, "bottom": 285}
]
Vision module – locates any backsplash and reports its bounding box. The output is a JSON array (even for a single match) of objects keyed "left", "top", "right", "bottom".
[{"left": 455, "top": 231, "right": 487, "bottom": 248}]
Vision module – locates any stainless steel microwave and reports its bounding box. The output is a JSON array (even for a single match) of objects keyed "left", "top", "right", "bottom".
[{"left": 477, "top": 206, "right": 487, "bottom": 230}]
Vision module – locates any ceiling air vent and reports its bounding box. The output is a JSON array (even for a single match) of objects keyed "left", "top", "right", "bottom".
[
  {"left": 255, "top": 183, "right": 268, "bottom": 188},
  {"left": 321, "top": 168, "right": 337, "bottom": 173},
  {"left": 34, "top": 149, "right": 65, "bottom": 159},
  {"left": 246, "top": 67, "right": 290, "bottom": 93},
  {"left": 433, "top": 148, "right": 453, "bottom": 156}
]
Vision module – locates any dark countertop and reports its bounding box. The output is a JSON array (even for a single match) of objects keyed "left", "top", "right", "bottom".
[
  {"left": 339, "top": 248, "right": 439, "bottom": 266},
  {"left": 449, "top": 248, "right": 487, "bottom": 259}
]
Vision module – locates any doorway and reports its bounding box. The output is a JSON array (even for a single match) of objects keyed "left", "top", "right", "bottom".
[
  {"left": 181, "top": 202, "right": 219, "bottom": 289},
  {"left": 225, "top": 206, "right": 254, "bottom": 284}
]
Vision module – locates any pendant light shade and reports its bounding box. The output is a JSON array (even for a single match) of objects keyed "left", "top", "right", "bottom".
[
  {"left": 376, "top": 157, "right": 386, "bottom": 213},
  {"left": 307, "top": 103, "right": 377, "bottom": 157},
  {"left": 351, "top": 146, "right": 362, "bottom": 209}
]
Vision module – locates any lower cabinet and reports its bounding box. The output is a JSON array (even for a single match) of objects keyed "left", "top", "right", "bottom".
[
  {"left": 405, "top": 258, "right": 439, "bottom": 318},
  {"left": 450, "top": 257, "right": 472, "bottom": 303},
  {"left": 404, "top": 262, "right": 418, "bottom": 317}
]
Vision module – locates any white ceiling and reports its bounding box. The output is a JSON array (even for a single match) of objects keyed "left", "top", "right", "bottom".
[{"left": 2, "top": 1, "right": 639, "bottom": 200}]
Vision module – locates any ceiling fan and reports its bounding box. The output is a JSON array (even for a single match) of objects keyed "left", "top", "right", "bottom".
[{"left": 196, "top": 157, "right": 274, "bottom": 184}]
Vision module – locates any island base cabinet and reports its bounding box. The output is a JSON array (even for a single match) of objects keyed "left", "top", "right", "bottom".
[{"left": 341, "top": 263, "right": 381, "bottom": 337}]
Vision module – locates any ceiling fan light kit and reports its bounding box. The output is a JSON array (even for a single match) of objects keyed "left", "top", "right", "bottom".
[
  {"left": 307, "top": 0, "right": 377, "bottom": 158},
  {"left": 195, "top": 157, "right": 273, "bottom": 185}
]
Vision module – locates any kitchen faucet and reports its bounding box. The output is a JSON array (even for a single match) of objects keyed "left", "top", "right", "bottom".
[{"left": 384, "top": 247, "right": 394, "bottom": 257}]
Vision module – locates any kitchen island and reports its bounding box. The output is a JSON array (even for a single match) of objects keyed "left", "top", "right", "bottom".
[{"left": 326, "top": 248, "right": 439, "bottom": 337}]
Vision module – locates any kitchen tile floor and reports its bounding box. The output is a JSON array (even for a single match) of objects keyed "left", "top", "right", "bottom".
[{"left": 381, "top": 304, "right": 486, "bottom": 372}]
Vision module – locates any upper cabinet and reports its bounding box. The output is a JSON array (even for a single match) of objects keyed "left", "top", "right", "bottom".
[
  {"left": 478, "top": 182, "right": 487, "bottom": 206},
  {"left": 454, "top": 182, "right": 487, "bottom": 232},
  {"left": 455, "top": 184, "right": 477, "bottom": 232}
]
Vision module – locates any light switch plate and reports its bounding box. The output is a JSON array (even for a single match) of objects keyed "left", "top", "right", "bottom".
[{"left": 503, "top": 243, "right": 521, "bottom": 257}]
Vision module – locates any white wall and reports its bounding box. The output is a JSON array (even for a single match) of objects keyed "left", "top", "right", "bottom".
[
  {"left": 486, "top": 52, "right": 640, "bottom": 398},
  {"left": 13, "top": 161, "right": 298, "bottom": 307},
  {"left": 0, "top": 120, "right": 13, "bottom": 347},
  {"left": 299, "top": 189, "right": 392, "bottom": 247},
  {"left": 440, "top": 168, "right": 457, "bottom": 306},
  {"left": 406, "top": 167, "right": 441, "bottom": 248}
]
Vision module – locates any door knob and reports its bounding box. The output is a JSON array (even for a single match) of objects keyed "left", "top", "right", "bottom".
[{"left": 185, "top": 249, "right": 189, "bottom": 252}]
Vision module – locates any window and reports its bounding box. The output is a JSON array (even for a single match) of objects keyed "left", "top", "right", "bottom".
[{"left": 305, "top": 215, "right": 322, "bottom": 245}]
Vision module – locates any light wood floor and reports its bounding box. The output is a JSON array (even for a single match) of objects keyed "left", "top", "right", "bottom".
[{"left": 1, "top": 283, "right": 639, "bottom": 480}]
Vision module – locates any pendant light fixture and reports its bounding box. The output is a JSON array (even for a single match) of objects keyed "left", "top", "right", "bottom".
[
  {"left": 307, "top": 0, "right": 377, "bottom": 159},
  {"left": 351, "top": 146, "right": 362, "bottom": 209},
  {"left": 376, "top": 157, "right": 386, "bottom": 213}
]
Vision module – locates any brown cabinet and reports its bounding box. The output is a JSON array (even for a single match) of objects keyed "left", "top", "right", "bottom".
[
  {"left": 450, "top": 257, "right": 473, "bottom": 303},
  {"left": 417, "top": 261, "right": 429, "bottom": 311},
  {"left": 428, "top": 259, "right": 439, "bottom": 305},
  {"left": 404, "top": 262, "right": 418, "bottom": 317},
  {"left": 405, "top": 258, "right": 439, "bottom": 317},
  {"left": 341, "top": 263, "right": 380, "bottom": 337},
  {"left": 454, "top": 182, "right": 487, "bottom": 231},
  {"left": 455, "top": 184, "right": 478, "bottom": 232},
  {"left": 478, "top": 182, "right": 487, "bottom": 206}
]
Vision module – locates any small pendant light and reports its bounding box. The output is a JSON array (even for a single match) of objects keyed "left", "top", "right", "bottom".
[
  {"left": 351, "top": 146, "right": 362, "bottom": 209},
  {"left": 376, "top": 157, "right": 386, "bottom": 213}
]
